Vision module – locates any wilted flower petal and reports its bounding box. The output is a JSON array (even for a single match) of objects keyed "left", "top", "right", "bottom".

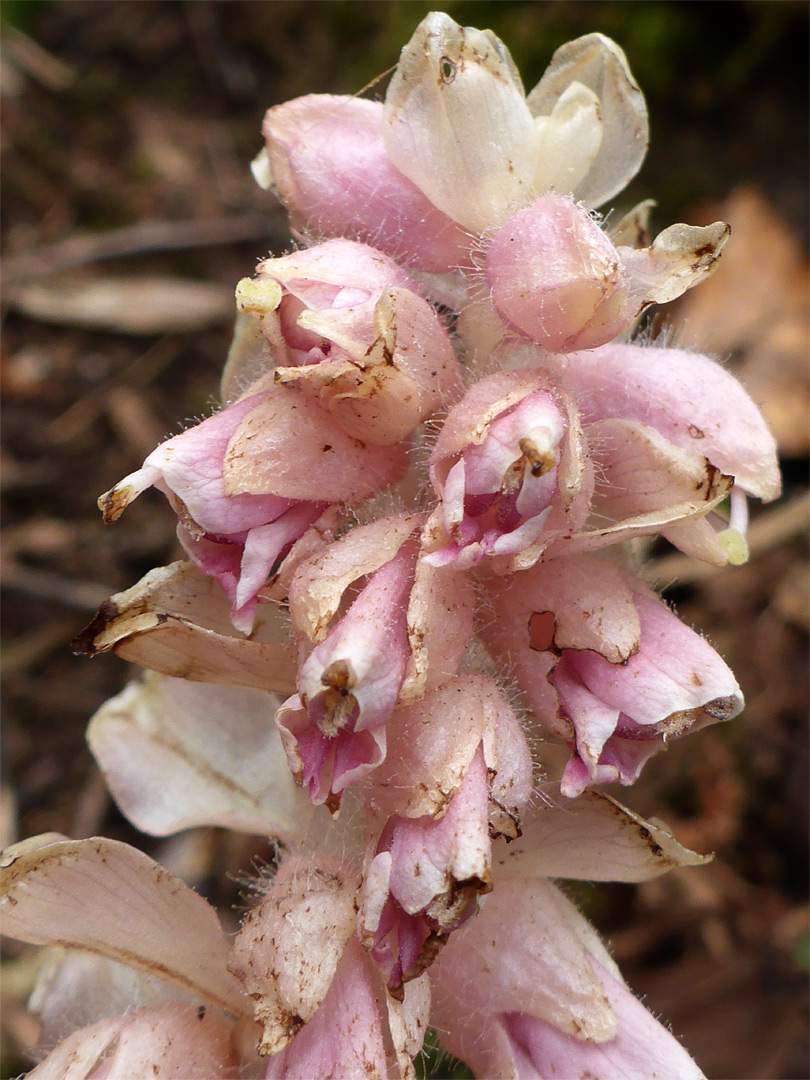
[
  {"left": 493, "top": 788, "right": 709, "bottom": 883},
  {"left": 74, "top": 560, "right": 298, "bottom": 695},
  {"left": 228, "top": 857, "right": 358, "bottom": 1055},
  {"left": 359, "top": 748, "right": 495, "bottom": 993},
  {"left": 236, "top": 243, "right": 461, "bottom": 443},
  {"left": 27, "top": 1003, "right": 240, "bottom": 1080},
  {"left": 278, "top": 540, "right": 417, "bottom": 807}
]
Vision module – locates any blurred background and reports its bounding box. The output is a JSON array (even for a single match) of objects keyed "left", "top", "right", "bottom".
[{"left": 1, "top": 2, "right": 808, "bottom": 1077}]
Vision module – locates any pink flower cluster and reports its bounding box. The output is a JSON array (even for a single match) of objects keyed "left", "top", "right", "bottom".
[{"left": 2, "top": 13, "right": 780, "bottom": 1080}]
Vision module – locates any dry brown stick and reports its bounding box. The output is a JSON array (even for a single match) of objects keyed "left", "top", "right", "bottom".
[
  {"left": 44, "top": 335, "right": 183, "bottom": 445},
  {"left": 1, "top": 562, "right": 113, "bottom": 612},
  {"left": 3, "top": 214, "right": 280, "bottom": 282}
]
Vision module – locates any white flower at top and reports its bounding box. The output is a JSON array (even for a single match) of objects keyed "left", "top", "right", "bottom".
[{"left": 382, "top": 13, "right": 648, "bottom": 233}]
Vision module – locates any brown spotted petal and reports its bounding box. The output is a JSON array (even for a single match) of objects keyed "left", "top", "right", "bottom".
[
  {"left": 482, "top": 556, "right": 742, "bottom": 794},
  {"left": 274, "top": 286, "right": 462, "bottom": 445},
  {"left": 383, "top": 13, "right": 537, "bottom": 234},
  {"left": 27, "top": 1003, "right": 241, "bottom": 1080},
  {"left": 288, "top": 513, "right": 422, "bottom": 643},
  {"left": 221, "top": 382, "right": 408, "bottom": 502},
  {"left": 558, "top": 342, "right": 781, "bottom": 503},
  {"left": 568, "top": 416, "right": 735, "bottom": 550},
  {"left": 399, "top": 545, "right": 475, "bottom": 700},
  {"left": 618, "top": 220, "right": 730, "bottom": 310},
  {"left": 526, "top": 33, "right": 648, "bottom": 209},
  {"left": 228, "top": 856, "right": 359, "bottom": 1056},
  {"left": 493, "top": 788, "right": 709, "bottom": 883},
  {"left": 545, "top": 422, "right": 733, "bottom": 559},
  {"left": 358, "top": 749, "right": 493, "bottom": 994},
  {"left": 0, "top": 835, "right": 248, "bottom": 1017},
  {"left": 480, "top": 553, "right": 641, "bottom": 722},
  {"left": 364, "top": 673, "right": 533, "bottom": 826},
  {"left": 73, "top": 561, "right": 297, "bottom": 695}
]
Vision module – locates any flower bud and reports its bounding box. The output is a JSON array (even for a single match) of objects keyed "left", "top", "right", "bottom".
[
  {"left": 485, "top": 194, "right": 630, "bottom": 351},
  {"left": 260, "top": 94, "right": 472, "bottom": 273}
]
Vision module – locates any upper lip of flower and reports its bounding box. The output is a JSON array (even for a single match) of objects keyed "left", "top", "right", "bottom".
[{"left": 381, "top": 13, "right": 649, "bottom": 234}]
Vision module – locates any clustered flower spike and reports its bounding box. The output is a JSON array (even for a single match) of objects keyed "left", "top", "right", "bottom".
[{"left": 2, "top": 12, "right": 781, "bottom": 1080}]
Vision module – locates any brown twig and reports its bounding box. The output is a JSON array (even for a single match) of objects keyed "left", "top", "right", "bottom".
[{"left": 3, "top": 214, "right": 281, "bottom": 283}]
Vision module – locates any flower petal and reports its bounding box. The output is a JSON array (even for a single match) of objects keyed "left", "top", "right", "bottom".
[
  {"left": 527, "top": 33, "right": 648, "bottom": 208},
  {"left": 29, "top": 950, "right": 185, "bottom": 1050},
  {"left": 222, "top": 383, "right": 408, "bottom": 502},
  {"left": 288, "top": 513, "right": 421, "bottom": 643},
  {"left": 508, "top": 957, "right": 705, "bottom": 1080},
  {"left": 493, "top": 789, "right": 709, "bottom": 883},
  {"left": 620, "top": 220, "right": 730, "bottom": 309},
  {"left": 588, "top": 417, "right": 734, "bottom": 527},
  {"left": 560, "top": 341, "right": 781, "bottom": 501},
  {"left": 27, "top": 1003, "right": 240, "bottom": 1080},
  {"left": 87, "top": 673, "right": 310, "bottom": 840},
  {"left": 430, "top": 878, "right": 618, "bottom": 1060},
  {"left": 0, "top": 836, "right": 247, "bottom": 1016},
  {"left": 262, "top": 938, "right": 388, "bottom": 1079},
  {"left": 262, "top": 94, "right": 472, "bottom": 273},
  {"left": 73, "top": 561, "right": 297, "bottom": 694},
  {"left": 532, "top": 81, "right": 603, "bottom": 195},
  {"left": 383, "top": 12, "right": 537, "bottom": 232},
  {"left": 228, "top": 856, "right": 358, "bottom": 1055}
]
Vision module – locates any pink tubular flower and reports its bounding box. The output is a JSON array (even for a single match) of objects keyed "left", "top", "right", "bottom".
[
  {"left": 358, "top": 674, "right": 533, "bottom": 993},
  {"left": 424, "top": 369, "right": 591, "bottom": 571},
  {"left": 360, "top": 753, "right": 492, "bottom": 994},
  {"left": 558, "top": 341, "right": 782, "bottom": 562},
  {"left": 277, "top": 514, "right": 475, "bottom": 809},
  {"left": 481, "top": 554, "right": 743, "bottom": 794},
  {"left": 277, "top": 541, "right": 416, "bottom": 809},
  {"left": 98, "top": 383, "right": 407, "bottom": 632},
  {"left": 231, "top": 239, "right": 462, "bottom": 444},
  {"left": 485, "top": 194, "right": 729, "bottom": 352},
  {"left": 429, "top": 876, "right": 705, "bottom": 1080}
]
